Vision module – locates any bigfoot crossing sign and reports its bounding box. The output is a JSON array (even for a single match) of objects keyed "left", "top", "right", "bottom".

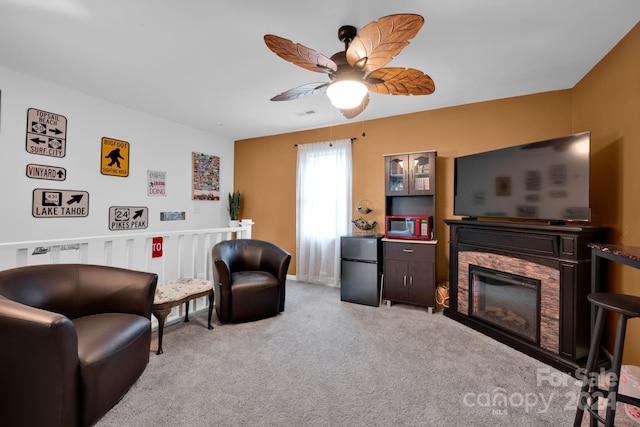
[{"left": 101, "top": 137, "right": 129, "bottom": 177}]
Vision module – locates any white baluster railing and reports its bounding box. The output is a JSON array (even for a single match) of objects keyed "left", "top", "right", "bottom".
[{"left": 0, "top": 222, "right": 254, "bottom": 328}]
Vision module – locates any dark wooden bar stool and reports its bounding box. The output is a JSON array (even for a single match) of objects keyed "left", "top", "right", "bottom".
[{"left": 574, "top": 293, "right": 640, "bottom": 427}]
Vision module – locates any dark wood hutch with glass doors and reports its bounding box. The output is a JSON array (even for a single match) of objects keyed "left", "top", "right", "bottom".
[{"left": 382, "top": 151, "right": 437, "bottom": 310}]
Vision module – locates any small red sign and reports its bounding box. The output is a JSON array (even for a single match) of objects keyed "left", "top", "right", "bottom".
[{"left": 152, "top": 237, "right": 163, "bottom": 258}]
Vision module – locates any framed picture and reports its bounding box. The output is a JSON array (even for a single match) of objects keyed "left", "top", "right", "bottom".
[
  {"left": 191, "top": 152, "right": 220, "bottom": 200},
  {"left": 148, "top": 170, "right": 167, "bottom": 196},
  {"left": 495, "top": 177, "right": 511, "bottom": 196},
  {"left": 549, "top": 164, "right": 567, "bottom": 186},
  {"left": 160, "top": 211, "right": 186, "bottom": 221},
  {"left": 525, "top": 171, "right": 541, "bottom": 191}
]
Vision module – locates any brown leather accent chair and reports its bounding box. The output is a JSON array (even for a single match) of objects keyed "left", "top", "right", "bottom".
[
  {"left": 212, "top": 239, "right": 291, "bottom": 323},
  {"left": 0, "top": 263, "right": 157, "bottom": 427}
]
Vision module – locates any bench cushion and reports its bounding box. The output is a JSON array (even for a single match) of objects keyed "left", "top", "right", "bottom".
[{"left": 154, "top": 278, "right": 212, "bottom": 306}]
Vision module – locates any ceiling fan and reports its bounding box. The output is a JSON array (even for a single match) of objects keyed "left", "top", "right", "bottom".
[{"left": 264, "top": 13, "right": 435, "bottom": 119}]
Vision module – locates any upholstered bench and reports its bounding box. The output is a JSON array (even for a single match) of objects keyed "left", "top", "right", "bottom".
[{"left": 152, "top": 278, "right": 214, "bottom": 354}]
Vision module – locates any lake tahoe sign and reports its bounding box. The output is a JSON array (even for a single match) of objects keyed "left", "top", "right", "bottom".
[{"left": 32, "top": 189, "right": 89, "bottom": 218}]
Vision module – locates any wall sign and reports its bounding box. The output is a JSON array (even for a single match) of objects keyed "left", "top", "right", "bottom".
[
  {"left": 25, "top": 108, "right": 67, "bottom": 157},
  {"left": 152, "top": 237, "right": 163, "bottom": 258},
  {"left": 147, "top": 170, "right": 166, "bottom": 196},
  {"left": 32, "top": 244, "right": 80, "bottom": 255},
  {"left": 101, "top": 137, "right": 129, "bottom": 177},
  {"left": 160, "top": 211, "right": 185, "bottom": 221},
  {"left": 32, "top": 188, "right": 89, "bottom": 218},
  {"left": 26, "top": 163, "right": 67, "bottom": 181},
  {"left": 108, "top": 206, "right": 148, "bottom": 230}
]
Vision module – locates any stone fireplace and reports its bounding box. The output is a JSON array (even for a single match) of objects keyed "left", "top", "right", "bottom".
[{"left": 444, "top": 219, "right": 607, "bottom": 372}]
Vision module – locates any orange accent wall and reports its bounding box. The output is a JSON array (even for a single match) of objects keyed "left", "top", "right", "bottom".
[
  {"left": 235, "top": 90, "right": 573, "bottom": 280},
  {"left": 235, "top": 23, "right": 640, "bottom": 363},
  {"left": 573, "top": 22, "right": 640, "bottom": 364}
]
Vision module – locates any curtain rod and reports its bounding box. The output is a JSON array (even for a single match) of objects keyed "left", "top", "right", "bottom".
[{"left": 294, "top": 137, "right": 357, "bottom": 147}]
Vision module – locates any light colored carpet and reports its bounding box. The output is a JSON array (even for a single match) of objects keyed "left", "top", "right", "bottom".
[{"left": 96, "top": 281, "right": 638, "bottom": 427}]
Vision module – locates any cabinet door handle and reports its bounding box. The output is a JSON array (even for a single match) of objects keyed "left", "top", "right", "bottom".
[
  {"left": 403, "top": 275, "right": 407, "bottom": 286},
  {"left": 409, "top": 276, "right": 413, "bottom": 286},
  {"left": 402, "top": 249, "right": 414, "bottom": 253}
]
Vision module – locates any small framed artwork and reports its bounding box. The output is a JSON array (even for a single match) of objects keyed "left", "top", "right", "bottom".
[
  {"left": 192, "top": 152, "right": 220, "bottom": 200},
  {"left": 549, "top": 164, "right": 567, "bottom": 186},
  {"left": 148, "top": 170, "right": 167, "bottom": 196},
  {"left": 525, "top": 171, "right": 541, "bottom": 191},
  {"left": 473, "top": 191, "right": 486, "bottom": 206},
  {"left": 160, "top": 211, "right": 186, "bottom": 221},
  {"left": 517, "top": 205, "right": 538, "bottom": 218},
  {"left": 495, "top": 177, "right": 511, "bottom": 196},
  {"left": 550, "top": 190, "right": 568, "bottom": 198}
]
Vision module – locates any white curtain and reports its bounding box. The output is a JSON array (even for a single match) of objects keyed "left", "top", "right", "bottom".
[{"left": 296, "top": 139, "right": 352, "bottom": 286}]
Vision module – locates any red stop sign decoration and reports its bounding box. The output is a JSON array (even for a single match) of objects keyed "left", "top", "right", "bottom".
[{"left": 152, "top": 237, "right": 163, "bottom": 258}]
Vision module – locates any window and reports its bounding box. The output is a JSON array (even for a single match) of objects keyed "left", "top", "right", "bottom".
[{"left": 296, "top": 139, "right": 352, "bottom": 285}]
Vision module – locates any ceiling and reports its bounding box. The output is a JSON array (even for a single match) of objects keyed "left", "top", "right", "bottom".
[{"left": 1, "top": 1, "right": 639, "bottom": 141}]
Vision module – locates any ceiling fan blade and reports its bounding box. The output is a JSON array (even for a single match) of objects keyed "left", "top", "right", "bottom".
[
  {"left": 340, "top": 93, "right": 370, "bottom": 119},
  {"left": 346, "top": 14, "right": 424, "bottom": 73},
  {"left": 365, "top": 68, "right": 435, "bottom": 95},
  {"left": 270, "top": 82, "right": 329, "bottom": 101},
  {"left": 264, "top": 34, "right": 338, "bottom": 74}
]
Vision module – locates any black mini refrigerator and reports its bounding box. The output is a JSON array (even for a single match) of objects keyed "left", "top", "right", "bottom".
[{"left": 340, "top": 233, "right": 383, "bottom": 306}]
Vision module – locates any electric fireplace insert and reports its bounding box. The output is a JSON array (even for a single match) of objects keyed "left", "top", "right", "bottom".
[{"left": 469, "top": 265, "right": 541, "bottom": 345}]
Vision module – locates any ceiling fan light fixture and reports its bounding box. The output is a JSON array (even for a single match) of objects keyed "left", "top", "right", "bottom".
[
  {"left": 326, "top": 80, "right": 367, "bottom": 109},
  {"left": 264, "top": 14, "right": 430, "bottom": 118}
]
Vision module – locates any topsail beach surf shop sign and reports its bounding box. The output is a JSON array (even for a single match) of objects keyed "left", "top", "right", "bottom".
[{"left": 25, "top": 108, "right": 67, "bottom": 157}]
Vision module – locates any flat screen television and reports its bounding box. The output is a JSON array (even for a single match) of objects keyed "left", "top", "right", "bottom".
[{"left": 454, "top": 131, "right": 591, "bottom": 223}]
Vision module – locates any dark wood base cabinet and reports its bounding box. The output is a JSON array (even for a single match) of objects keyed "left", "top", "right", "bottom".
[
  {"left": 444, "top": 219, "right": 608, "bottom": 374},
  {"left": 383, "top": 240, "right": 436, "bottom": 309}
]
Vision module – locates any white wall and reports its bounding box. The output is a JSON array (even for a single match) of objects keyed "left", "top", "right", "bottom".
[{"left": 0, "top": 66, "right": 234, "bottom": 243}]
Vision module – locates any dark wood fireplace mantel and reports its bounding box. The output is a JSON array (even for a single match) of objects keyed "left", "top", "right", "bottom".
[{"left": 444, "top": 219, "right": 608, "bottom": 373}]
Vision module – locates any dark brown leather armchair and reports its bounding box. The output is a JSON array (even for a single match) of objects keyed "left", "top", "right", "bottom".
[
  {"left": 212, "top": 239, "right": 291, "bottom": 323},
  {"left": 0, "top": 263, "right": 157, "bottom": 427}
]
